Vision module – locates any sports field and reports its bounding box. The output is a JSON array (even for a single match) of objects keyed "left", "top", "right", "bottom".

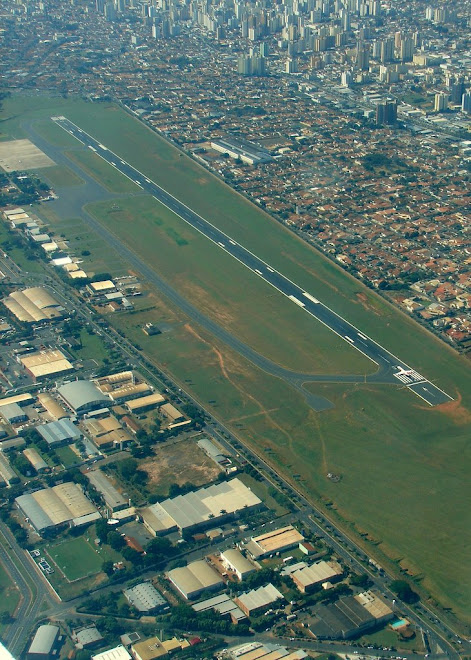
[
  {"left": 1, "top": 95, "right": 470, "bottom": 623},
  {"left": 46, "top": 536, "right": 107, "bottom": 581}
]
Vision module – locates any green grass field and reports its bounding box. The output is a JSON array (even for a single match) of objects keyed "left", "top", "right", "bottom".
[
  {"left": 85, "top": 195, "right": 372, "bottom": 375},
  {"left": 42, "top": 164, "right": 84, "bottom": 188},
  {"left": 46, "top": 536, "right": 106, "bottom": 581},
  {"left": 65, "top": 149, "right": 140, "bottom": 193},
  {"left": 0, "top": 560, "right": 21, "bottom": 617},
  {"left": 2, "top": 94, "right": 470, "bottom": 623},
  {"left": 54, "top": 445, "right": 79, "bottom": 467}
]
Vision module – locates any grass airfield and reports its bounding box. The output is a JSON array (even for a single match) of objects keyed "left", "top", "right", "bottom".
[{"left": 1, "top": 94, "right": 470, "bottom": 624}]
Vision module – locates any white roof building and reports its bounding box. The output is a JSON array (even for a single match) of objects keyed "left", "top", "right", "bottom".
[
  {"left": 92, "top": 646, "right": 132, "bottom": 660},
  {"left": 167, "top": 560, "right": 223, "bottom": 600},
  {"left": 141, "top": 478, "right": 262, "bottom": 535}
]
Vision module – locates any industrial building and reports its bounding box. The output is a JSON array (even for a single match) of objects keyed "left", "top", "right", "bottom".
[
  {"left": 192, "top": 593, "right": 247, "bottom": 624},
  {"left": 228, "top": 642, "right": 307, "bottom": 660},
  {"left": 23, "top": 448, "right": 48, "bottom": 473},
  {"left": 220, "top": 549, "right": 257, "bottom": 581},
  {"left": 84, "top": 415, "right": 133, "bottom": 451},
  {"left": 0, "top": 453, "right": 19, "bottom": 486},
  {"left": 309, "top": 592, "right": 393, "bottom": 639},
  {"left": 37, "top": 393, "right": 68, "bottom": 420},
  {"left": 72, "top": 626, "right": 103, "bottom": 649},
  {"left": 37, "top": 418, "right": 81, "bottom": 447},
  {"left": 0, "top": 393, "right": 34, "bottom": 409},
  {"left": 0, "top": 402, "right": 28, "bottom": 424},
  {"left": 141, "top": 478, "right": 262, "bottom": 535},
  {"left": 354, "top": 591, "right": 394, "bottom": 623},
  {"left": 92, "top": 646, "right": 132, "bottom": 660},
  {"left": 27, "top": 625, "right": 60, "bottom": 659},
  {"left": 16, "top": 482, "right": 100, "bottom": 533},
  {"left": 210, "top": 137, "right": 273, "bottom": 165},
  {"left": 125, "top": 393, "right": 165, "bottom": 414},
  {"left": 131, "top": 636, "right": 190, "bottom": 660},
  {"left": 58, "top": 380, "right": 110, "bottom": 415},
  {"left": 20, "top": 350, "right": 74, "bottom": 382},
  {"left": 123, "top": 582, "right": 168, "bottom": 613},
  {"left": 86, "top": 469, "right": 127, "bottom": 512},
  {"left": 291, "top": 560, "right": 343, "bottom": 593},
  {"left": 234, "top": 583, "right": 284, "bottom": 617},
  {"left": 243, "top": 526, "right": 304, "bottom": 559},
  {"left": 87, "top": 280, "right": 116, "bottom": 295},
  {"left": 160, "top": 402, "right": 184, "bottom": 423},
  {"left": 167, "top": 560, "right": 223, "bottom": 600},
  {"left": 2, "top": 287, "right": 64, "bottom": 324},
  {"left": 102, "top": 382, "right": 151, "bottom": 403}
]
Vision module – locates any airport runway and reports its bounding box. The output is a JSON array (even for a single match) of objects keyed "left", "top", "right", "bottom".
[{"left": 51, "top": 116, "right": 453, "bottom": 407}]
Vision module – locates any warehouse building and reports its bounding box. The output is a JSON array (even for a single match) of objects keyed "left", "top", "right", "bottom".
[
  {"left": 92, "top": 646, "right": 132, "bottom": 660},
  {"left": 131, "top": 636, "right": 190, "bottom": 660},
  {"left": 192, "top": 593, "right": 247, "bottom": 624},
  {"left": 86, "top": 469, "right": 127, "bottom": 512},
  {"left": 2, "top": 287, "right": 64, "bottom": 324},
  {"left": 84, "top": 415, "right": 133, "bottom": 451},
  {"left": 354, "top": 591, "right": 393, "bottom": 624},
  {"left": 124, "top": 582, "right": 168, "bottom": 613},
  {"left": 210, "top": 137, "right": 273, "bottom": 165},
  {"left": 220, "top": 549, "right": 257, "bottom": 581},
  {"left": 234, "top": 583, "right": 284, "bottom": 617},
  {"left": 228, "top": 642, "right": 307, "bottom": 660},
  {"left": 72, "top": 626, "right": 103, "bottom": 649},
  {"left": 103, "top": 382, "right": 151, "bottom": 404},
  {"left": 27, "top": 625, "right": 60, "bottom": 659},
  {"left": 0, "top": 393, "right": 34, "bottom": 409},
  {"left": 23, "top": 448, "right": 48, "bottom": 473},
  {"left": 125, "top": 393, "right": 165, "bottom": 414},
  {"left": 58, "top": 380, "right": 110, "bottom": 415},
  {"left": 88, "top": 280, "right": 116, "bottom": 296},
  {"left": 37, "top": 418, "right": 81, "bottom": 447},
  {"left": 160, "top": 403, "right": 184, "bottom": 423},
  {"left": 20, "top": 350, "right": 74, "bottom": 382},
  {"left": 167, "top": 560, "right": 223, "bottom": 600},
  {"left": 16, "top": 482, "right": 100, "bottom": 533},
  {"left": 243, "top": 526, "right": 304, "bottom": 559},
  {"left": 0, "top": 453, "right": 19, "bottom": 486},
  {"left": 291, "top": 560, "right": 343, "bottom": 593},
  {"left": 37, "top": 393, "right": 68, "bottom": 420},
  {"left": 141, "top": 478, "right": 262, "bottom": 536},
  {"left": 0, "top": 402, "right": 28, "bottom": 424}
]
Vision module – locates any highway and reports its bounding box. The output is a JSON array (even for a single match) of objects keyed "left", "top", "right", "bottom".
[
  {"left": 0, "top": 522, "right": 58, "bottom": 656},
  {"left": 51, "top": 116, "right": 452, "bottom": 407}
]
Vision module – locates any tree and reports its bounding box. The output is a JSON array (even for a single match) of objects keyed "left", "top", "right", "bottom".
[
  {"left": 107, "top": 531, "right": 126, "bottom": 551},
  {"left": 102, "top": 560, "right": 114, "bottom": 577},
  {"left": 390, "top": 580, "right": 419, "bottom": 603}
]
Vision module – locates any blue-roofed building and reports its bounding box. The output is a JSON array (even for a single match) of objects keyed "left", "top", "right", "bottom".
[{"left": 37, "top": 419, "right": 82, "bottom": 447}]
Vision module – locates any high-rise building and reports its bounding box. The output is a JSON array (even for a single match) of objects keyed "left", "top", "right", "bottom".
[
  {"left": 380, "top": 38, "right": 394, "bottom": 63},
  {"left": 434, "top": 92, "right": 449, "bottom": 113},
  {"left": 450, "top": 79, "right": 465, "bottom": 105},
  {"left": 462, "top": 93, "right": 471, "bottom": 114},
  {"left": 400, "top": 36, "right": 414, "bottom": 62},
  {"left": 376, "top": 99, "right": 397, "bottom": 125}
]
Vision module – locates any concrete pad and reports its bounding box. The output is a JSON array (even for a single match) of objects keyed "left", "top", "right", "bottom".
[{"left": 0, "top": 139, "right": 55, "bottom": 171}]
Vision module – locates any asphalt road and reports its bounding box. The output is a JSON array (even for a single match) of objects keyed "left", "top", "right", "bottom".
[
  {"left": 49, "top": 116, "right": 452, "bottom": 407},
  {"left": 0, "top": 522, "right": 58, "bottom": 656}
]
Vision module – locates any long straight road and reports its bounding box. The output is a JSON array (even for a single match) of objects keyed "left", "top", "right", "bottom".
[{"left": 51, "top": 116, "right": 452, "bottom": 407}]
